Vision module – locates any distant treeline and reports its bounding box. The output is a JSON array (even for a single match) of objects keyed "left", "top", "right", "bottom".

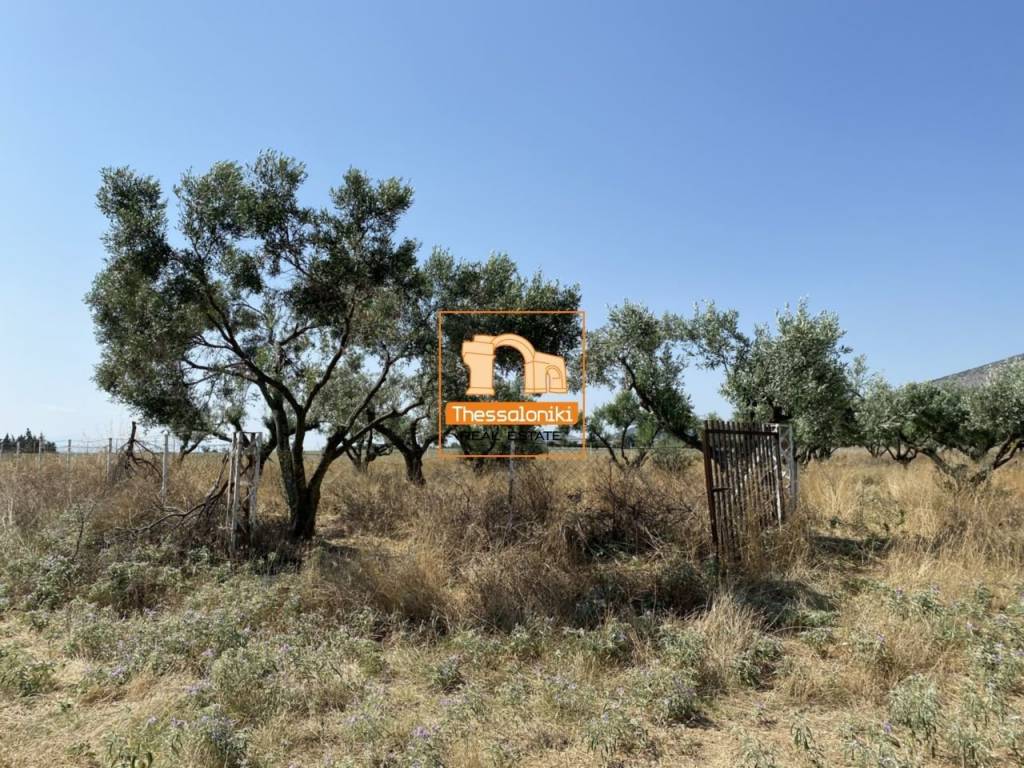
[{"left": 1, "top": 430, "right": 57, "bottom": 454}]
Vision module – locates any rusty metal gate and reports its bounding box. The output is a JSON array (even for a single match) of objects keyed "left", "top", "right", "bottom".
[{"left": 702, "top": 420, "right": 795, "bottom": 563}]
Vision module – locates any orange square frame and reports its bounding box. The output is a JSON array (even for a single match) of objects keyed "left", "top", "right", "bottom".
[{"left": 436, "top": 309, "right": 587, "bottom": 459}]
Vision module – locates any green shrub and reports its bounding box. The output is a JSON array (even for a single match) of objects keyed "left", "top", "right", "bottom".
[
  {"left": 584, "top": 701, "right": 651, "bottom": 759},
  {"left": 0, "top": 547, "right": 80, "bottom": 611},
  {"left": 104, "top": 716, "right": 182, "bottom": 768},
  {"left": 209, "top": 644, "right": 282, "bottom": 721},
  {"left": 501, "top": 623, "right": 548, "bottom": 662},
  {"left": 401, "top": 725, "right": 445, "bottom": 768},
  {"left": 280, "top": 638, "right": 368, "bottom": 714},
  {"left": 0, "top": 644, "right": 56, "bottom": 697},
  {"left": 189, "top": 707, "right": 250, "bottom": 768},
  {"left": 63, "top": 602, "right": 123, "bottom": 661},
  {"left": 430, "top": 655, "right": 465, "bottom": 693},
  {"left": 739, "top": 733, "right": 779, "bottom": 768},
  {"left": 660, "top": 627, "right": 708, "bottom": 670},
  {"left": 27, "top": 553, "right": 79, "bottom": 610},
  {"left": 945, "top": 718, "right": 994, "bottom": 768},
  {"left": 970, "top": 636, "right": 1024, "bottom": 693},
  {"left": 576, "top": 618, "right": 637, "bottom": 665},
  {"left": 630, "top": 665, "right": 703, "bottom": 724},
  {"left": 733, "top": 636, "right": 783, "bottom": 688},
  {"left": 87, "top": 558, "right": 182, "bottom": 614},
  {"left": 790, "top": 716, "right": 826, "bottom": 768},
  {"left": 539, "top": 672, "right": 592, "bottom": 718},
  {"left": 888, "top": 674, "right": 940, "bottom": 749},
  {"left": 841, "top": 718, "right": 928, "bottom": 768}
]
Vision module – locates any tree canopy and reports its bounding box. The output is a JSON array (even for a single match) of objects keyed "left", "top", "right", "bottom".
[
  {"left": 589, "top": 299, "right": 862, "bottom": 459},
  {"left": 723, "top": 302, "right": 865, "bottom": 461},
  {"left": 588, "top": 301, "right": 740, "bottom": 449},
  {"left": 87, "top": 152, "right": 1021, "bottom": 544},
  {"left": 87, "top": 152, "right": 424, "bottom": 537},
  {"left": 856, "top": 363, "right": 1024, "bottom": 486}
]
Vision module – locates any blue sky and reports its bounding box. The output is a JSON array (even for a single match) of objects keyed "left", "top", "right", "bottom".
[{"left": 1, "top": 1, "right": 1021, "bottom": 442}]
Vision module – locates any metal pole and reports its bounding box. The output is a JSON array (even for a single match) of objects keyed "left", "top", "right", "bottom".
[
  {"left": 226, "top": 434, "right": 235, "bottom": 542},
  {"left": 507, "top": 430, "right": 516, "bottom": 502},
  {"left": 161, "top": 432, "right": 169, "bottom": 503},
  {"left": 37, "top": 435, "right": 43, "bottom": 467},
  {"left": 229, "top": 433, "right": 241, "bottom": 556},
  {"left": 251, "top": 433, "right": 261, "bottom": 525},
  {"left": 784, "top": 424, "right": 798, "bottom": 516},
  {"left": 66, "top": 439, "right": 72, "bottom": 473}
]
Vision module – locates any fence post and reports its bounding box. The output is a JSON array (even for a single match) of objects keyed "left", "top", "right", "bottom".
[
  {"left": 37, "top": 436, "right": 42, "bottom": 467},
  {"left": 507, "top": 430, "right": 516, "bottom": 503},
  {"left": 229, "top": 433, "right": 241, "bottom": 557},
  {"left": 251, "top": 433, "right": 261, "bottom": 526},
  {"left": 106, "top": 438, "right": 112, "bottom": 481},
  {"left": 161, "top": 432, "right": 169, "bottom": 504},
  {"left": 778, "top": 423, "right": 798, "bottom": 517},
  {"left": 226, "top": 434, "right": 235, "bottom": 553}
]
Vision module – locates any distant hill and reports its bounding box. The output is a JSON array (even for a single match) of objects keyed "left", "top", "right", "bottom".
[{"left": 932, "top": 353, "right": 1024, "bottom": 388}]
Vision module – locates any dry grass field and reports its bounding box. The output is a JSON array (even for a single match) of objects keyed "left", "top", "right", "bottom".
[{"left": 1, "top": 450, "right": 1023, "bottom": 767}]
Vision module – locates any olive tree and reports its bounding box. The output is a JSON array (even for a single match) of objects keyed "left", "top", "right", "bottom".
[
  {"left": 87, "top": 152, "right": 423, "bottom": 538},
  {"left": 590, "top": 299, "right": 861, "bottom": 459},
  {"left": 347, "top": 249, "right": 581, "bottom": 479},
  {"left": 862, "top": 365, "right": 1024, "bottom": 487},
  {"left": 965, "top": 362, "right": 1024, "bottom": 479},
  {"left": 588, "top": 301, "right": 742, "bottom": 450},
  {"left": 588, "top": 389, "right": 662, "bottom": 469},
  {"left": 856, "top": 377, "right": 918, "bottom": 465},
  {"left": 723, "top": 302, "right": 865, "bottom": 461}
]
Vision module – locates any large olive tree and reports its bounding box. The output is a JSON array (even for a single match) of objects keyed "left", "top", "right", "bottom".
[
  {"left": 856, "top": 377, "right": 918, "bottom": 465},
  {"left": 858, "top": 364, "right": 1024, "bottom": 487},
  {"left": 722, "top": 302, "right": 865, "bottom": 461},
  {"left": 590, "top": 299, "right": 863, "bottom": 459},
  {"left": 87, "top": 151, "right": 423, "bottom": 538},
  {"left": 588, "top": 301, "right": 742, "bottom": 450}
]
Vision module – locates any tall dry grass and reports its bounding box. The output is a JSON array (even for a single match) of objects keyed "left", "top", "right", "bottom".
[
  {"left": 2, "top": 448, "right": 1024, "bottom": 766},
  {"left": 4, "top": 448, "right": 1021, "bottom": 631}
]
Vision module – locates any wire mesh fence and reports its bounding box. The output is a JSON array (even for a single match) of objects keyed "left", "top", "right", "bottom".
[
  {"left": 0, "top": 425, "right": 794, "bottom": 566},
  {"left": 0, "top": 429, "right": 265, "bottom": 554}
]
